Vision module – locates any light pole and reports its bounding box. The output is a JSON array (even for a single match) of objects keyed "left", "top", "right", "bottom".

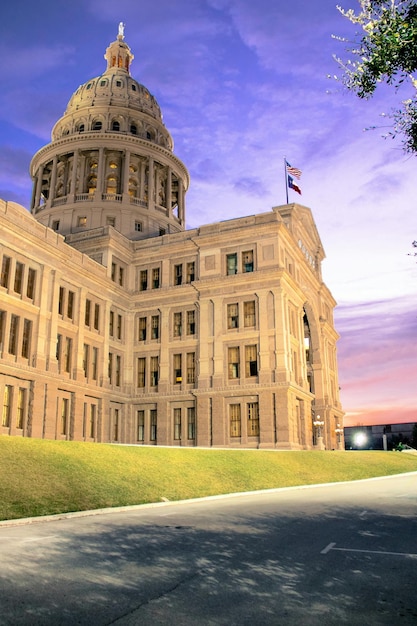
[
  {"left": 335, "top": 423, "right": 344, "bottom": 450},
  {"left": 313, "top": 415, "right": 325, "bottom": 450}
]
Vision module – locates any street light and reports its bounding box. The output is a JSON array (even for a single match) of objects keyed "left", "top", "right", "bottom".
[
  {"left": 335, "top": 423, "right": 344, "bottom": 450},
  {"left": 313, "top": 415, "right": 325, "bottom": 449}
]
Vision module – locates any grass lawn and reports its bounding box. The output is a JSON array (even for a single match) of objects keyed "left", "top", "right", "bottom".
[{"left": 1, "top": 436, "right": 417, "bottom": 521}]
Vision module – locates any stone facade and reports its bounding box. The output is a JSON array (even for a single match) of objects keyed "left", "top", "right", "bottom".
[{"left": 0, "top": 29, "right": 343, "bottom": 449}]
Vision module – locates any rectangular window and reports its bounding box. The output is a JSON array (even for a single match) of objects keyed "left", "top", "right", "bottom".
[
  {"left": 228, "top": 346, "right": 240, "bottom": 379},
  {"left": 137, "top": 357, "right": 146, "bottom": 388},
  {"left": 92, "top": 347, "right": 98, "bottom": 381},
  {"left": 140, "top": 270, "right": 148, "bottom": 291},
  {"left": 106, "top": 216, "right": 116, "bottom": 227},
  {"left": 174, "top": 264, "right": 182, "bottom": 285},
  {"left": 137, "top": 410, "right": 145, "bottom": 441},
  {"left": 115, "top": 355, "right": 121, "bottom": 387},
  {"left": 150, "top": 356, "right": 159, "bottom": 387},
  {"left": 2, "top": 385, "right": 12, "bottom": 427},
  {"left": 151, "top": 315, "right": 159, "bottom": 340},
  {"left": 56, "top": 334, "right": 62, "bottom": 364},
  {"left": 109, "top": 310, "right": 114, "bottom": 337},
  {"left": 0, "top": 310, "right": 5, "bottom": 352},
  {"left": 21, "top": 319, "right": 32, "bottom": 359},
  {"left": 108, "top": 352, "right": 113, "bottom": 383},
  {"left": 85, "top": 299, "right": 91, "bottom": 326},
  {"left": 89, "top": 404, "right": 96, "bottom": 439},
  {"left": 8, "top": 315, "right": 19, "bottom": 355},
  {"left": 174, "top": 353, "right": 182, "bottom": 383},
  {"left": 67, "top": 290, "right": 75, "bottom": 320},
  {"left": 150, "top": 409, "right": 157, "bottom": 441},
  {"left": 186, "top": 310, "right": 195, "bottom": 335},
  {"left": 242, "top": 250, "right": 254, "bottom": 273},
  {"left": 58, "top": 286, "right": 65, "bottom": 315},
  {"left": 245, "top": 345, "right": 258, "bottom": 377},
  {"left": 52, "top": 220, "right": 60, "bottom": 231},
  {"left": 111, "top": 263, "right": 117, "bottom": 282},
  {"left": 244, "top": 301, "right": 256, "bottom": 327},
  {"left": 1, "top": 256, "right": 11, "bottom": 288},
  {"left": 113, "top": 408, "right": 119, "bottom": 441},
  {"left": 17, "top": 388, "right": 26, "bottom": 430},
  {"left": 186, "top": 262, "right": 195, "bottom": 283},
  {"left": 152, "top": 267, "right": 160, "bottom": 289},
  {"left": 230, "top": 404, "right": 241, "bottom": 437},
  {"left": 187, "top": 352, "right": 196, "bottom": 384},
  {"left": 61, "top": 397, "right": 69, "bottom": 435},
  {"left": 83, "top": 343, "right": 89, "bottom": 377},
  {"left": 227, "top": 303, "right": 239, "bottom": 329},
  {"left": 173, "top": 408, "right": 181, "bottom": 440},
  {"left": 173, "top": 312, "right": 182, "bottom": 337},
  {"left": 118, "top": 267, "right": 124, "bottom": 286},
  {"left": 78, "top": 216, "right": 87, "bottom": 227},
  {"left": 94, "top": 303, "right": 100, "bottom": 330},
  {"left": 135, "top": 221, "right": 142, "bottom": 232},
  {"left": 26, "top": 268, "right": 36, "bottom": 300},
  {"left": 116, "top": 314, "right": 122, "bottom": 339},
  {"left": 247, "top": 402, "right": 260, "bottom": 436},
  {"left": 14, "top": 262, "right": 24, "bottom": 294},
  {"left": 64, "top": 337, "right": 72, "bottom": 373},
  {"left": 187, "top": 407, "right": 196, "bottom": 440},
  {"left": 226, "top": 253, "right": 238, "bottom": 275},
  {"left": 139, "top": 317, "right": 147, "bottom": 341}
]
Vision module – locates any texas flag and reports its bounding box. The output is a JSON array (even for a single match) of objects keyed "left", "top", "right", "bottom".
[{"left": 288, "top": 175, "right": 301, "bottom": 195}]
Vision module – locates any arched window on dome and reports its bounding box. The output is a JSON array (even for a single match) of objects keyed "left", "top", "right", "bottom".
[
  {"left": 106, "top": 175, "right": 118, "bottom": 195},
  {"left": 111, "top": 121, "right": 120, "bottom": 132},
  {"left": 131, "top": 84, "right": 137, "bottom": 92},
  {"left": 88, "top": 175, "right": 97, "bottom": 194},
  {"left": 128, "top": 177, "right": 138, "bottom": 198},
  {"left": 130, "top": 124, "right": 137, "bottom": 135},
  {"left": 92, "top": 120, "right": 102, "bottom": 131},
  {"left": 78, "top": 124, "right": 85, "bottom": 133}
]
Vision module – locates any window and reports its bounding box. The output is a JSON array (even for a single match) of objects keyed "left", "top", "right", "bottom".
[
  {"left": 106, "top": 216, "right": 116, "bottom": 227},
  {"left": 138, "top": 317, "right": 147, "bottom": 341},
  {"left": 26, "top": 268, "right": 36, "bottom": 300},
  {"left": 151, "top": 315, "right": 159, "bottom": 340},
  {"left": 2, "top": 385, "right": 12, "bottom": 427},
  {"left": 113, "top": 408, "right": 119, "bottom": 441},
  {"left": 8, "top": 315, "right": 19, "bottom": 355},
  {"left": 115, "top": 355, "right": 121, "bottom": 387},
  {"left": 186, "top": 310, "right": 195, "bottom": 335},
  {"left": 150, "top": 356, "right": 159, "bottom": 387},
  {"left": 137, "top": 357, "right": 146, "bottom": 388},
  {"left": 150, "top": 409, "right": 157, "bottom": 441},
  {"left": 135, "top": 221, "right": 142, "bottom": 232},
  {"left": 174, "top": 354, "right": 182, "bottom": 383},
  {"left": 111, "top": 263, "right": 117, "bottom": 282},
  {"left": 17, "top": 388, "right": 26, "bottom": 430},
  {"left": 131, "top": 124, "right": 138, "bottom": 135},
  {"left": 248, "top": 402, "right": 260, "bottom": 436},
  {"left": 56, "top": 334, "right": 62, "bottom": 363},
  {"left": 174, "top": 264, "right": 182, "bottom": 286},
  {"left": 0, "top": 310, "right": 5, "bottom": 350},
  {"left": 61, "top": 398, "right": 69, "bottom": 435},
  {"left": 85, "top": 300, "right": 91, "bottom": 326},
  {"left": 116, "top": 314, "right": 122, "bottom": 340},
  {"left": 67, "top": 291, "right": 75, "bottom": 320},
  {"left": 140, "top": 270, "right": 148, "bottom": 291},
  {"left": 118, "top": 267, "right": 124, "bottom": 286},
  {"left": 21, "top": 319, "right": 32, "bottom": 359},
  {"left": 152, "top": 268, "right": 160, "bottom": 289},
  {"left": 109, "top": 311, "right": 114, "bottom": 337},
  {"left": 92, "top": 347, "right": 98, "bottom": 381},
  {"left": 83, "top": 344, "right": 89, "bottom": 377},
  {"left": 93, "top": 121, "right": 102, "bottom": 131},
  {"left": 108, "top": 352, "right": 113, "bottom": 383},
  {"left": 94, "top": 304, "right": 100, "bottom": 330},
  {"left": 89, "top": 404, "right": 96, "bottom": 438},
  {"left": 14, "top": 262, "right": 23, "bottom": 294},
  {"left": 227, "top": 303, "right": 239, "bottom": 329},
  {"left": 159, "top": 227, "right": 166, "bottom": 236},
  {"left": 0, "top": 256, "right": 11, "bottom": 288},
  {"left": 58, "top": 287, "right": 65, "bottom": 315},
  {"left": 186, "top": 262, "right": 195, "bottom": 283},
  {"left": 77, "top": 216, "right": 87, "bottom": 227},
  {"left": 187, "top": 352, "right": 196, "bottom": 384},
  {"left": 187, "top": 407, "right": 196, "bottom": 440},
  {"left": 79, "top": 125, "right": 85, "bottom": 133},
  {"left": 112, "top": 121, "right": 120, "bottom": 131},
  {"left": 137, "top": 410, "right": 145, "bottom": 441},
  {"left": 226, "top": 253, "right": 238, "bottom": 275},
  {"left": 230, "top": 404, "right": 241, "bottom": 437},
  {"left": 174, "top": 408, "right": 181, "bottom": 440},
  {"left": 228, "top": 347, "right": 240, "bottom": 379},
  {"left": 52, "top": 220, "right": 60, "bottom": 231},
  {"left": 173, "top": 312, "right": 182, "bottom": 337},
  {"left": 64, "top": 337, "right": 72, "bottom": 373},
  {"left": 245, "top": 345, "right": 258, "bottom": 377},
  {"left": 242, "top": 250, "right": 254, "bottom": 272},
  {"left": 244, "top": 301, "right": 256, "bottom": 327}
]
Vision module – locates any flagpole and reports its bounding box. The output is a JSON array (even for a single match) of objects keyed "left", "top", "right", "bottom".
[{"left": 284, "top": 157, "right": 289, "bottom": 204}]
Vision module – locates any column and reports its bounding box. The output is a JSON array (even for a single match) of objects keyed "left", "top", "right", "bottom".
[
  {"left": 47, "top": 156, "right": 58, "bottom": 208},
  {"left": 122, "top": 149, "right": 131, "bottom": 197},
  {"left": 147, "top": 157, "right": 154, "bottom": 209},
  {"left": 33, "top": 164, "right": 44, "bottom": 210},
  {"left": 165, "top": 166, "right": 172, "bottom": 214},
  {"left": 96, "top": 147, "right": 105, "bottom": 199},
  {"left": 69, "top": 149, "right": 79, "bottom": 200}
]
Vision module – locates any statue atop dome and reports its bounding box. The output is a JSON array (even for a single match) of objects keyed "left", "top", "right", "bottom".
[{"left": 118, "top": 22, "right": 125, "bottom": 40}]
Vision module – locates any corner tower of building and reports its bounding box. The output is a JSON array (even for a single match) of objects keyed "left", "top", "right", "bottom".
[{"left": 30, "top": 26, "right": 189, "bottom": 240}]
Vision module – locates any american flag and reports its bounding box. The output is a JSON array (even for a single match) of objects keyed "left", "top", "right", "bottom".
[{"left": 286, "top": 161, "right": 302, "bottom": 180}]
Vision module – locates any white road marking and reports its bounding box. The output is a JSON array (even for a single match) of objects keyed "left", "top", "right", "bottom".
[
  {"left": 321, "top": 542, "right": 417, "bottom": 558},
  {"left": 22, "top": 536, "right": 58, "bottom": 543}
]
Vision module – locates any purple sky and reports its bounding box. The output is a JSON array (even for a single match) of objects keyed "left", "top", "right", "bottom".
[{"left": 1, "top": 0, "right": 416, "bottom": 427}]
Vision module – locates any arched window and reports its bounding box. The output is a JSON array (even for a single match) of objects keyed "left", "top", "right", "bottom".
[
  {"left": 106, "top": 175, "right": 118, "bottom": 194},
  {"left": 112, "top": 121, "right": 120, "bottom": 132},
  {"left": 78, "top": 124, "right": 85, "bottom": 133},
  {"left": 92, "top": 121, "right": 102, "bottom": 131},
  {"left": 130, "top": 124, "right": 137, "bottom": 135}
]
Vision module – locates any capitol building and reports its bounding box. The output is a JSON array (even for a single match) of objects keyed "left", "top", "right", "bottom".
[{"left": 0, "top": 27, "right": 343, "bottom": 449}]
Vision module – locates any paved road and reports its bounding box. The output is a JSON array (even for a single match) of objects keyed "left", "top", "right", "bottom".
[{"left": 0, "top": 473, "right": 416, "bottom": 625}]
